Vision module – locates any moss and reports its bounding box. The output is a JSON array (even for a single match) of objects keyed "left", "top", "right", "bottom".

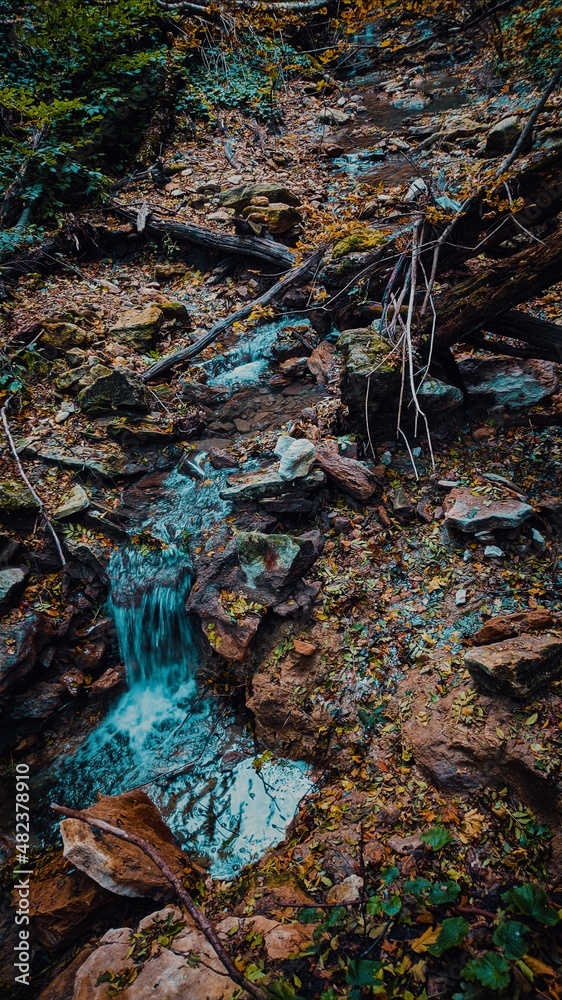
[
  {"left": 337, "top": 329, "right": 400, "bottom": 376},
  {"left": 0, "top": 479, "right": 39, "bottom": 518}
]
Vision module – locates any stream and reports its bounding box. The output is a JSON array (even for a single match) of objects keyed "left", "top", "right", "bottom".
[{"left": 46, "top": 319, "right": 314, "bottom": 877}]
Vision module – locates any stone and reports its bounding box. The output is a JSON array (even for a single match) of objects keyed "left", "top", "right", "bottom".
[
  {"left": 531, "top": 528, "right": 547, "bottom": 553},
  {"left": 78, "top": 370, "right": 151, "bottom": 415},
  {"left": 444, "top": 487, "right": 533, "bottom": 533},
  {"left": 465, "top": 634, "right": 562, "bottom": 697},
  {"left": 220, "top": 467, "right": 325, "bottom": 501},
  {"left": 89, "top": 664, "right": 126, "bottom": 697},
  {"left": 326, "top": 874, "right": 363, "bottom": 905},
  {"left": 28, "top": 854, "right": 113, "bottom": 950},
  {"left": 103, "top": 414, "right": 176, "bottom": 444},
  {"left": 154, "top": 262, "right": 188, "bottom": 282},
  {"left": 484, "top": 115, "right": 522, "bottom": 157},
  {"left": 459, "top": 357, "right": 558, "bottom": 410},
  {"left": 0, "top": 479, "right": 39, "bottom": 521},
  {"left": 208, "top": 446, "right": 236, "bottom": 470},
  {"left": 60, "top": 790, "right": 188, "bottom": 898},
  {"left": 0, "top": 566, "right": 28, "bottom": 612},
  {"left": 278, "top": 438, "right": 317, "bottom": 480},
  {"left": 219, "top": 182, "right": 300, "bottom": 211},
  {"left": 307, "top": 340, "right": 337, "bottom": 384},
  {"left": 236, "top": 531, "right": 324, "bottom": 593},
  {"left": 387, "top": 833, "right": 424, "bottom": 854},
  {"left": 156, "top": 300, "right": 189, "bottom": 321},
  {"left": 472, "top": 610, "right": 559, "bottom": 646},
  {"left": 0, "top": 612, "right": 57, "bottom": 705},
  {"left": 279, "top": 355, "right": 309, "bottom": 376},
  {"left": 455, "top": 589, "right": 467, "bottom": 606},
  {"left": 293, "top": 639, "right": 317, "bottom": 656},
  {"left": 0, "top": 533, "right": 21, "bottom": 565},
  {"left": 317, "top": 107, "right": 350, "bottom": 125},
  {"left": 206, "top": 210, "right": 231, "bottom": 223},
  {"left": 72, "top": 907, "right": 236, "bottom": 1000},
  {"left": 484, "top": 545, "right": 504, "bottom": 558},
  {"left": 315, "top": 445, "right": 378, "bottom": 502},
  {"left": 11, "top": 680, "right": 65, "bottom": 719},
  {"left": 53, "top": 485, "right": 90, "bottom": 520},
  {"left": 243, "top": 202, "right": 302, "bottom": 233},
  {"left": 109, "top": 305, "right": 164, "bottom": 351},
  {"left": 41, "top": 322, "right": 94, "bottom": 351}
]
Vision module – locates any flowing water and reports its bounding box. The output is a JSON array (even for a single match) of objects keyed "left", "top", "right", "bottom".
[{"left": 47, "top": 319, "right": 314, "bottom": 876}]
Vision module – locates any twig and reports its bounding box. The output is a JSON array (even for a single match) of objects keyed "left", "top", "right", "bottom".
[
  {"left": 1, "top": 401, "right": 66, "bottom": 567},
  {"left": 50, "top": 803, "right": 269, "bottom": 1000}
]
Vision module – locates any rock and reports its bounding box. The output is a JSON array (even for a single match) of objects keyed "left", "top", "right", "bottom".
[
  {"left": 156, "top": 300, "right": 189, "bottom": 321},
  {"left": 11, "top": 680, "right": 65, "bottom": 719},
  {"left": 0, "top": 533, "right": 21, "bottom": 564},
  {"left": 41, "top": 321, "right": 94, "bottom": 351},
  {"left": 277, "top": 438, "right": 317, "bottom": 480},
  {"left": 307, "top": 340, "right": 337, "bottom": 384},
  {"left": 103, "top": 414, "right": 176, "bottom": 444},
  {"left": 38, "top": 945, "right": 97, "bottom": 998},
  {"left": 279, "top": 355, "right": 309, "bottom": 377},
  {"left": 60, "top": 790, "right": 188, "bottom": 898},
  {"left": 444, "top": 487, "right": 533, "bottom": 533},
  {"left": 0, "top": 566, "right": 28, "bottom": 612},
  {"left": 317, "top": 107, "right": 350, "bottom": 126},
  {"left": 459, "top": 357, "right": 558, "bottom": 410},
  {"left": 208, "top": 446, "right": 236, "bottom": 470},
  {"left": 243, "top": 202, "right": 302, "bottom": 233},
  {"left": 387, "top": 833, "right": 424, "bottom": 854},
  {"left": 109, "top": 305, "right": 164, "bottom": 350},
  {"left": 89, "top": 664, "right": 126, "bottom": 697},
  {"left": 315, "top": 445, "right": 377, "bottom": 501},
  {"left": 78, "top": 370, "right": 151, "bottom": 415},
  {"left": 220, "top": 467, "right": 325, "bottom": 501},
  {"left": 392, "top": 488, "right": 415, "bottom": 520},
  {"left": 236, "top": 530, "right": 324, "bottom": 593},
  {"left": 154, "top": 262, "right": 188, "bottom": 282},
  {"left": 472, "top": 609, "right": 559, "bottom": 646},
  {"left": 484, "top": 544, "right": 504, "bottom": 558},
  {"left": 326, "top": 874, "right": 363, "bottom": 905},
  {"left": 0, "top": 613, "right": 57, "bottom": 706},
  {"left": 465, "top": 634, "right": 562, "bottom": 697},
  {"left": 206, "top": 210, "right": 231, "bottom": 223},
  {"left": 28, "top": 854, "right": 113, "bottom": 950},
  {"left": 72, "top": 906, "right": 236, "bottom": 1000},
  {"left": 531, "top": 528, "right": 547, "bottom": 553},
  {"left": 0, "top": 479, "right": 39, "bottom": 522},
  {"left": 53, "top": 485, "right": 90, "bottom": 520},
  {"left": 219, "top": 182, "right": 300, "bottom": 211},
  {"left": 484, "top": 115, "right": 522, "bottom": 157},
  {"left": 66, "top": 347, "right": 89, "bottom": 367},
  {"left": 218, "top": 915, "right": 313, "bottom": 961},
  {"left": 293, "top": 639, "right": 317, "bottom": 656},
  {"left": 455, "top": 589, "right": 467, "bottom": 606},
  {"left": 539, "top": 495, "right": 562, "bottom": 529}
]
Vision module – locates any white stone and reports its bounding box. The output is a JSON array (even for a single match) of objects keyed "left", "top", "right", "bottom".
[
  {"left": 484, "top": 545, "right": 504, "bottom": 558},
  {"left": 455, "top": 589, "right": 467, "bottom": 606},
  {"left": 278, "top": 439, "right": 317, "bottom": 481}
]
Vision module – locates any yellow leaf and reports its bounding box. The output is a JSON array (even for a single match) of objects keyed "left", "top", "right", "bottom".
[
  {"left": 411, "top": 925, "right": 440, "bottom": 954},
  {"left": 525, "top": 713, "right": 538, "bottom": 726},
  {"left": 523, "top": 955, "right": 557, "bottom": 977}
]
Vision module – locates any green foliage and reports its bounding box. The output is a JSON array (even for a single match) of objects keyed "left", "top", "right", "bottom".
[
  {"left": 502, "top": 882, "right": 560, "bottom": 926},
  {"left": 492, "top": 919, "right": 530, "bottom": 960},
  {"left": 405, "top": 878, "right": 461, "bottom": 905},
  {"left": 462, "top": 952, "right": 511, "bottom": 991},
  {"left": 427, "top": 917, "right": 469, "bottom": 957},
  {"left": 346, "top": 958, "right": 384, "bottom": 987},
  {"left": 420, "top": 825, "right": 453, "bottom": 851}
]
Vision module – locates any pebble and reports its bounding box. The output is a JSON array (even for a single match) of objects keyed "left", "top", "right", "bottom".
[
  {"left": 531, "top": 528, "right": 546, "bottom": 554},
  {"left": 484, "top": 545, "right": 504, "bottom": 558},
  {"left": 438, "top": 479, "right": 460, "bottom": 488},
  {"left": 455, "top": 588, "right": 467, "bottom": 606},
  {"left": 381, "top": 451, "right": 393, "bottom": 466}
]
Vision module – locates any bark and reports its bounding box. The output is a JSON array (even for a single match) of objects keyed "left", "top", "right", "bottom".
[
  {"left": 143, "top": 248, "right": 325, "bottom": 382},
  {"left": 418, "top": 218, "right": 562, "bottom": 354},
  {"left": 486, "top": 309, "right": 562, "bottom": 360}
]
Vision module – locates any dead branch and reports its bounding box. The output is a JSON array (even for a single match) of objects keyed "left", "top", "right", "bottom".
[
  {"left": 50, "top": 802, "right": 269, "bottom": 1000},
  {"left": 143, "top": 247, "right": 325, "bottom": 382},
  {"left": 1, "top": 402, "right": 66, "bottom": 567},
  {"left": 496, "top": 61, "right": 562, "bottom": 177},
  {"left": 485, "top": 308, "right": 562, "bottom": 359}
]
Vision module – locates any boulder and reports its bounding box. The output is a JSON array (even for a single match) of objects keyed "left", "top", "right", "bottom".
[
  {"left": 465, "top": 633, "right": 562, "bottom": 697},
  {"left": 0, "top": 479, "right": 39, "bottom": 522},
  {"left": 219, "top": 182, "right": 300, "bottom": 211},
  {"left": 459, "top": 357, "right": 558, "bottom": 410},
  {"left": 59, "top": 790, "right": 188, "bottom": 899},
  {"left": 484, "top": 115, "right": 522, "bottom": 157},
  {"left": 315, "top": 445, "right": 378, "bottom": 501},
  {"left": 11, "top": 680, "right": 65, "bottom": 719},
  {"left": 444, "top": 486, "right": 533, "bottom": 533},
  {"left": 307, "top": 340, "right": 338, "bottom": 384},
  {"left": 242, "top": 202, "right": 301, "bottom": 233},
  {"left": 276, "top": 437, "right": 317, "bottom": 480},
  {"left": 473, "top": 610, "right": 560, "bottom": 645},
  {"left": 156, "top": 300, "right": 189, "bottom": 321},
  {"left": 0, "top": 613, "right": 57, "bottom": 706},
  {"left": 217, "top": 915, "right": 314, "bottom": 961},
  {"left": 220, "top": 466, "right": 325, "bottom": 501},
  {"left": 103, "top": 415, "right": 176, "bottom": 444},
  {"left": 317, "top": 107, "right": 350, "bottom": 126},
  {"left": 41, "top": 322, "right": 94, "bottom": 351},
  {"left": 236, "top": 530, "right": 323, "bottom": 593},
  {"left": 53, "top": 485, "right": 90, "bottom": 520},
  {"left": 27, "top": 855, "right": 113, "bottom": 950},
  {"left": 71, "top": 907, "right": 236, "bottom": 1000},
  {"left": 0, "top": 566, "right": 28, "bottom": 612},
  {"left": 0, "top": 533, "right": 21, "bottom": 564},
  {"left": 109, "top": 305, "right": 164, "bottom": 351},
  {"left": 77, "top": 370, "right": 151, "bottom": 415}
]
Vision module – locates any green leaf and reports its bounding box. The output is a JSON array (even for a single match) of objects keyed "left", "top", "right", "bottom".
[
  {"left": 346, "top": 959, "right": 384, "bottom": 986},
  {"left": 502, "top": 883, "right": 560, "bottom": 926},
  {"left": 265, "top": 982, "right": 306, "bottom": 1000},
  {"left": 420, "top": 825, "right": 453, "bottom": 851},
  {"left": 366, "top": 896, "right": 383, "bottom": 916},
  {"left": 404, "top": 878, "right": 433, "bottom": 901},
  {"left": 427, "top": 917, "right": 469, "bottom": 956},
  {"left": 463, "top": 953, "right": 511, "bottom": 991},
  {"left": 428, "top": 880, "right": 461, "bottom": 905},
  {"left": 297, "top": 908, "right": 321, "bottom": 924},
  {"left": 381, "top": 865, "right": 399, "bottom": 885},
  {"left": 382, "top": 894, "right": 402, "bottom": 916},
  {"left": 492, "top": 919, "right": 530, "bottom": 959}
]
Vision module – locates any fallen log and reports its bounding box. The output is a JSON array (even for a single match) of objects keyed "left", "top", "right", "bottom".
[
  {"left": 112, "top": 204, "right": 296, "bottom": 269},
  {"left": 485, "top": 309, "right": 562, "bottom": 359},
  {"left": 143, "top": 247, "right": 325, "bottom": 382}
]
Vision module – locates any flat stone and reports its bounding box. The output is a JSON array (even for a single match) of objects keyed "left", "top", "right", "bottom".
[
  {"left": 78, "top": 370, "right": 151, "bottom": 415},
  {"left": 109, "top": 305, "right": 164, "bottom": 350},
  {"left": 484, "top": 545, "right": 504, "bottom": 558},
  {"left": 317, "top": 107, "right": 350, "bottom": 125},
  {"left": 459, "top": 357, "right": 558, "bottom": 410},
  {"left": 242, "top": 202, "right": 302, "bottom": 233},
  {"left": 444, "top": 487, "right": 533, "bottom": 533},
  {"left": 53, "top": 485, "right": 89, "bottom": 520},
  {"left": 236, "top": 531, "right": 323, "bottom": 592},
  {"left": 278, "top": 438, "right": 317, "bottom": 480},
  {"left": 0, "top": 566, "right": 28, "bottom": 612},
  {"left": 465, "top": 633, "right": 562, "bottom": 697},
  {"left": 41, "top": 322, "right": 94, "bottom": 350},
  {"left": 473, "top": 610, "right": 560, "bottom": 645},
  {"left": 220, "top": 467, "right": 325, "bottom": 501}
]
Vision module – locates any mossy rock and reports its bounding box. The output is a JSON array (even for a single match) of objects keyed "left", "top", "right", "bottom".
[{"left": 0, "top": 480, "right": 39, "bottom": 522}]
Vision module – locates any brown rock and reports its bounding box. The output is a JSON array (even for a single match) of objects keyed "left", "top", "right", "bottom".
[
  {"left": 59, "top": 790, "right": 188, "bottom": 898},
  {"left": 472, "top": 610, "right": 559, "bottom": 645},
  {"left": 465, "top": 633, "right": 562, "bottom": 697},
  {"left": 37, "top": 945, "right": 96, "bottom": 999},
  {"left": 27, "top": 854, "right": 113, "bottom": 950},
  {"left": 443, "top": 486, "right": 532, "bottom": 533},
  {"left": 326, "top": 874, "right": 363, "bottom": 905},
  {"left": 293, "top": 639, "right": 317, "bottom": 657},
  {"left": 307, "top": 341, "right": 337, "bottom": 384},
  {"left": 89, "top": 664, "right": 126, "bottom": 696},
  {"left": 315, "top": 446, "right": 378, "bottom": 501}
]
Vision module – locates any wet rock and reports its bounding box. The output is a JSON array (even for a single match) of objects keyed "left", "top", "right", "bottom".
[
  {"left": 326, "top": 874, "right": 363, "bottom": 905},
  {"left": 60, "top": 790, "right": 188, "bottom": 899},
  {"left": 0, "top": 566, "right": 28, "bottom": 612},
  {"left": 78, "top": 370, "right": 151, "bottom": 415},
  {"left": 0, "top": 613, "right": 57, "bottom": 706},
  {"left": 243, "top": 202, "right": 302, "bottom": 233},
  {"left": 317, "top": 107, "right": 350, "bottom": 125},
  {"left": 237, "top": 530, "right": 323, "bottom": 593},
  {"left": 102, "top": 414, "right": 176, "bottom": 443},
  {"left": 0, "top": 479, "right": 39, "bottom": 522},
  {"left": 220, "top": 466, "right": 325, "bottom": 502},
  {"left": 61, "top": 669, "right": 86, "bottom": 696},
  {"left": 0, "top": 532, "right": 21, "bottom": 564},
  {"left": 484, "top": 115, "right": 522, "bottom": 157},
  {"left": 89, "top": 664, "right": 126, "bottom": 697},
  {"left": 41, "top": 321, "right": 94, "bottom": 351},
  {"left": 28, "top": 854, "right": 113, "bottom": 951},
  {"left": 11, "top": 680, "right": 65, "bottom": 719},
  {"left": 109, "top": 305, "right": 164, "bottom": 351},
  {"left": 392, "top": 488, "right": 415, "bottom": 520},
  {"left": 53, "top": 485, "right": 90, "bottom": 520},
  {"left": 315, "top": 444, "right": 378, "bottom": 501},
  {"left": 459, "top": 357, "right": 558, "bottom": 410},
  {"left": 444, "top": 486, "right": 533, "bottom": 533},
  {"left": 276, "top": 436, "right": 317, "bottom": 480},
  {"left": 465, "top": 634, "right": 562, "bottom": 697},
  {"left": 54, "top": 363, "right": 111, "bottom": 394},
  {"left": 208, "top": 446, "right": 236, "bottom": 470},
  {"left": 72, "top": 906, "right": 236, "bottom": 1000},
  {"left": 219, "top": 182, "right": 300, "bottom": 211},
  {"left": 307, "top": 340, "right": 338, "bottom": 384},
  {"left": 484, "top": 544, "right": 504, "bottom": 558},
  {"left": 279, "top": 355, "right": 309, "bottom": 377}
]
